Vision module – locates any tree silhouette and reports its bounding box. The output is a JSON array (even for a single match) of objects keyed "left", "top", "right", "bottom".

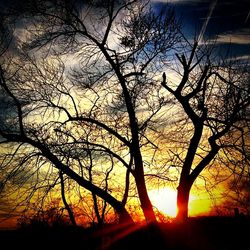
[
  {"left": 0, "top": 0, "right": 249, "bottom": 226},
  {"left": 0, "top": 54, "right": 134, "bottom": 224},
  {"left": 0, "top": 0, "right": 181, "bottom": 223},
  {"left": 59, "top": 170, "right": 77, "bottom": 226},
  {"left": 161, "top": 40, "right": 249, "bottom": 220}
]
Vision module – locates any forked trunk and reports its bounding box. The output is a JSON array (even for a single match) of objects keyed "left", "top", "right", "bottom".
[{"left": 118, "top": 206, "right": 135, "bottom": 225}]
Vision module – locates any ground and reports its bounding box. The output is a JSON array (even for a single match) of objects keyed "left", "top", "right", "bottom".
[{"left": 0, "top": 216, "right": 249, "bottom": 250}]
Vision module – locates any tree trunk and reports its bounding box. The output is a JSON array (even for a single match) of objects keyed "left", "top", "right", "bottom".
[
  {"left": 134, "top": 168, "right": 156, "bottom": 223},
  {"left": 59, "top": 171, "right": 77, "bottom": 226},
  {"left": 119, "top": 207, "right": 135, "bottom": 225},
  {"left": 92, "top": 192, "right": 103, "bottom": 226},
  {"left": 176, "top": 181, "right": 192, "bottom": 222}
]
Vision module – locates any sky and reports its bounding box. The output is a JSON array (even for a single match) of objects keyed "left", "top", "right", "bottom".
[
  {"left": 0, "top": 0, "right": 249, "bottom": 60},
  {"left": 0, "top": 0, "right": 249, "bottom": 228},
  {"left": 152, "top": 0, "right": 250, "bottom": 60}
]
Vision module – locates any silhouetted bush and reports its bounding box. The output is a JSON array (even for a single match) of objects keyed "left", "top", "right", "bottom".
[{"left": 17, "top": 206, "right": 70, "bottom": 230}]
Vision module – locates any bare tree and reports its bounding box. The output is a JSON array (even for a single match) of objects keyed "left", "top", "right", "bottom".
[
  {"left": 161, "top": 39, "right": 250, "bottom": 220},
  {"left": 0, "top": 0, "right": 181, "bottom": 223},
  {"left": 2, "top": 0, "right": 247, "bottom": 226}
]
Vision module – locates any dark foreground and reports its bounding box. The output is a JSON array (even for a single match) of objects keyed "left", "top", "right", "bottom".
[{"left": 0, "top": 216, "right": 249, "bottom": 250}]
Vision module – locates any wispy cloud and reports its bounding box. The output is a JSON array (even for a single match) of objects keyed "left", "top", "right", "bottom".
[
  {"left": 227, "top": 55, "right": 249, "bottom": 62},
  {"left": 151, "top": 0, "right": 209, "bottom": 4},
  {"left": 210, "top": 29, "right": 250, "bottom": 45}
]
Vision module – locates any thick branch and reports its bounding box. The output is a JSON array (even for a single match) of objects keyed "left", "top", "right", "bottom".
[{"left": 190, "top": 139, "right": 219, "bottom": 183}]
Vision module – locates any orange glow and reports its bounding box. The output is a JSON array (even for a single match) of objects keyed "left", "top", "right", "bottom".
[{"left": 149, "top": 187, "right": 213, "bottom": 218}]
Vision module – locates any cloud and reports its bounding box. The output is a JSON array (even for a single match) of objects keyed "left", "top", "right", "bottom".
[
  {"left": 227, "top": 55, "right": 250, "bottom": 62},
  {"left": 211, "top": 29, "right": 250, "bottom": 45},
  {"left": 151, "top": 0, "right": 249, "bottom": 3},
  {"left": 150, "top": 0, "right": 209, "bottom": 4}
]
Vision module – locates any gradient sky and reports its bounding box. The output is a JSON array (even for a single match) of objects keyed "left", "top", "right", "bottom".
[
  {"left": 0, "top": 0, "right": 249, "bottom": 61},
  {"left": 0, "top": 0, "right": 249, "bottom": 228},
  {"left": 152, "top": 0, "right": 250, "bottom": 60}
]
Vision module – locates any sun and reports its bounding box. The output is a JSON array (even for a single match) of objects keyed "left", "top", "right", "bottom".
[
  {"left": 149, "top": 187, "right": 178, "bottom": 217},
  {"left": 149, "top": 187, "right": 215, "bottom": 218}
]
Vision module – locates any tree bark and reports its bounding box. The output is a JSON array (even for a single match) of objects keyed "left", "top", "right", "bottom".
[
  {"left": 176, "top": 181, "right": 192, "bottom": 221},
  {"left": 134, "top": 166, "right": 156, "bottom": 223}
]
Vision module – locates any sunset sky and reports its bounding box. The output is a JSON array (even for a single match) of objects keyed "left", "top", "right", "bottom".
[{"left": 0, "top": 0, "right": 249, "bottom": 228}]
